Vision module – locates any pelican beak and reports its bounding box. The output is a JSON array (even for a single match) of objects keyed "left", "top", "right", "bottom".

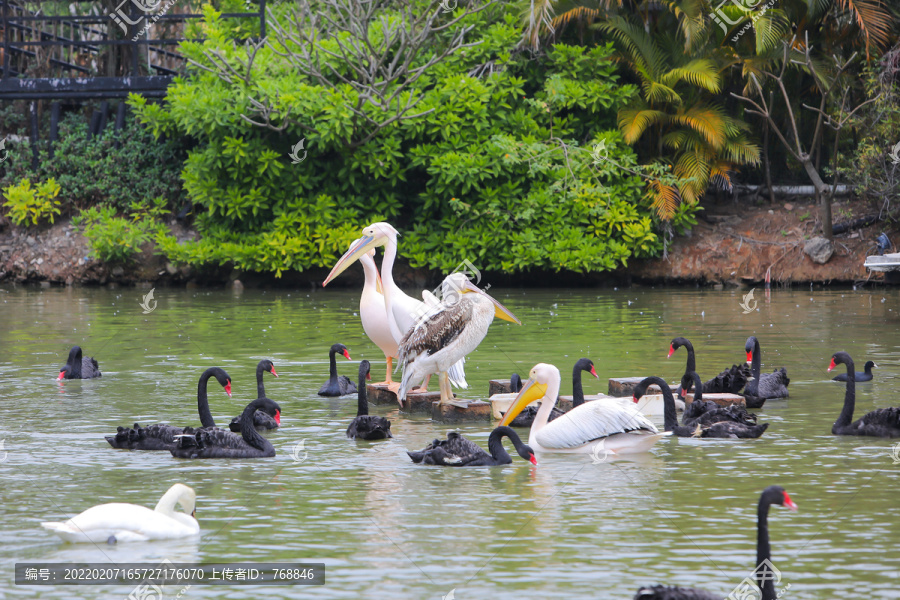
[
  {"left": 460, "top": 280, "right": 521, "bottom": 325},
  {"left": 827, "top": 357, "right": 836, "bottom": 372},
  {"left": 498, "top": 377, "right": 548, "bottom": 427},
  {"left": 323, "top": 235, "right": 381, "bottom": 286}
]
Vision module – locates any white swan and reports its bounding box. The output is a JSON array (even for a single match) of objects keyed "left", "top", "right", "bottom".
[
  {"left": 41, "top": 484, "right": 200, "bottom": 543},
  {"left": 499, "top": 363, "right": 670, "bottom": 455}
]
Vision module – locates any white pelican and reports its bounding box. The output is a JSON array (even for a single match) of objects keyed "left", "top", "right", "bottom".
[
  {"left": 398, "top": 273, "right": 521, "bottom": 406},
  {"left": 323, "top": 222, "right": 467, "bottom": 392},
  {"left": 358, "top": 247, "right": 399, "bottom": 384},
  {"left": 499, "top": 363, "right": 670, "bottom": 455}
]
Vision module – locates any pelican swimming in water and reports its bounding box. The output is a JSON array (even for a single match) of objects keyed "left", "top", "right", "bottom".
[
  {"left": 323, "top": 222, "right": 467, "bottom": 395},
  {"left": 398, "top": 273, "right": 520, "bottom": 406},
  {"left": 358, "top": 247, "right": 399, "bottom": 384},
  {"left": 499, "top": 363, "right": 669, "bottom": 455}
]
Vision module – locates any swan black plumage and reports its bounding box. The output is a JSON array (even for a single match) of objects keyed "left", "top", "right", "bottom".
[
  {"left": 58, "top": 346, "right": 101, "bottom": 379},
  {"left": 105, "top": 367, "right": 232, "bottom": 451},
  {"left": 406, "top": 426, "right": 537, "bottom": 466},
  {"left": 829, "top": 352, "right": 900, "bottom": 437},
  {"left": 634, "top": 485, "right": 797, "bottom": 600},
  {"left": 668, "top": 337, "right": 749, "bottom": 397},
  {"left": 171, "top": 397, "right": 281, "bottom": 459},
  {"left": 680, "top": 372, "right": 760, "bottom": 429},
  {"left": 506, "top": 359, "right": 597, "bottom": 427},
  {"left": 347, "top": 360, "right": 392, "bottom": 440},
  {"left": 318, "top": 343, "right": 357, "bottom": 396},
  {"left": 743, "top": 336, "right": 789, "bottom": 408},
  {"left": 832, "top": 359, "right": 876, "bottom": 382},
  {"left": 634, "top": 376, "right": 767, "bottom": 439},
  {"left": 229, "top": 360, "right": 280, "bottom": 432}
]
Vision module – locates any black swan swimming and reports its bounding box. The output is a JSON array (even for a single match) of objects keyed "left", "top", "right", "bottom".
[
  {"left": 58, "top": 346, "right": 101, "bottom": 379},
  {"left": 832, "top": 359, "right": 877, "bottom": 383},
  {"left": 105, "top": 367, "right": 232, "bottom": 451},
  {"left": 668, "top": 337, "right": 749, "bottom": 397},
  {"left": 318, "top": 343, "right": 357, "bottom": 396},
  {"left": 229, "top": 360, "right": 280, "bottom": 432},
  {"left": 743, "top": 336, "right": 790, "bottom": 408},
  {"left": 171, "top": 397, "right": 281, "bottom": 459},
  {"left": 634, "top": 376, "right": 768, "bottom": 439},
  {"left": 407, "top": 426, "right": 537, "bottom": 466},
  {"left": 634, "top": 485, "right": 796, "bottom": 600},
  {"left": 829, "top": 352, "right": 900, "bottom": 437},
  {"left": 347, "top": 360, "right": 392, "bottom": 440},
  {"left": 505, "top": 359, "right": 596, "bottom": 427},
  {"left": 680, "top": 372, "right": 760, "bottom": 429}
]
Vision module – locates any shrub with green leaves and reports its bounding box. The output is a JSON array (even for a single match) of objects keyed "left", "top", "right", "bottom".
[
  {"left": 2, "top": 178, "right": 62, "bottom": 226},
  {"left": 72, "top": 205, "right": 165, "bottom": 263},
  {"left": 131, "top": 2, "right": 698, "bottom": 276}
]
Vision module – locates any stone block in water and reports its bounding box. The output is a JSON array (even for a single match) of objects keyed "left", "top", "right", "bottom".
[{"left": 433, "top": 400, "right": 492, "bottom": 423}]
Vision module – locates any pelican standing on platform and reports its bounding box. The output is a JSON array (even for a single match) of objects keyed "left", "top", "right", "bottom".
[
  {"left": 499, "top": 363, "right": 669, "bottom": 455},
  {"left": 358, "top": 247, "right": 399, "bottom": 384},
  {"left": 398, "top": 273, "right": 520, "bottom": 406},
  {"left": 323, "top": 222, "right": 467, "bottom": 393}
]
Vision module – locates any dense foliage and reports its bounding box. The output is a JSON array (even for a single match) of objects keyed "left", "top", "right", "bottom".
[{"left": 129, "top": 2, "right": 696, "bottom": 276}]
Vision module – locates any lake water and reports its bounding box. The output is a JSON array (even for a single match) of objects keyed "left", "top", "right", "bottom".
[{"left": 1, "top": 284, "right": 898, "bottom": 599}]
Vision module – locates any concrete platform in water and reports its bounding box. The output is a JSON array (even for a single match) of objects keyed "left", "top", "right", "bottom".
[{"left": 367, "top": 384, "right": 491, "bottom": 421}]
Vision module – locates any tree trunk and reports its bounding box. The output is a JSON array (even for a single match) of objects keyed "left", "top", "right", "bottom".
[
  {"left": 799, "top": 155, "right": 833, "bottom": 240},
  {"left": 763, "top": 117, "right": 775, "bottom": 204}
]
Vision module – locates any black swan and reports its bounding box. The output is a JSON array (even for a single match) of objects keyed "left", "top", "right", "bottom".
[
  {"left": 317, "top": 343, "right": 357, "bottom": 396},
  {"left": 106, "top": 367, "right": 232, "bottom": 451},
  {"left": 634, "top": 485, "right": 797, "bottom": 600},
  {"left": 171, "top": 397, "right": 281, "bottom": 459},
  {"left": 505, "top": 359, "right": 596, "bottom": 427},
  {"left": 634, "top": 376, "right": 768, "bottom": 439},
  {"left": 829, "top": 352, "right": 900, "bottom": 437},
  {"left": 407, "top": 426, "right": 537, "bottom": 466},
  {"left": 347, "top": 360, "right": 392, "bottom": 440},
  {"left": 229, "top": 360, "right": 280, "bottom": 432},
  {"left": 680, "top": 372, "right": 760, "bottom": 429},
  {"left": 832, "top": 359, "right": 877, "bottom": 383},
  {"left": 668, "top": 337, "right": 749, "bottom": 397},
  {"left": 744, "top": 336, "right": 790, "bottom": 408},
  {"left": 58, "top": 346, "right": 101, "bottom": 379}
]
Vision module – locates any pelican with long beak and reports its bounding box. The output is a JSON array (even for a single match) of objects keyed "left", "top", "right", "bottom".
[
  {"left": 499, "top": 363, "right": 670, "bottom": 455},
  {"left": 399, "top": 273, "right": 521, "bottom": 406},
  {"left": 323, "top": 222, "right": 467, "bottom": 394}
]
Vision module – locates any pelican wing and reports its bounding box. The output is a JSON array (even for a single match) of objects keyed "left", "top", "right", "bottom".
[
  {"left": 399, "top": 297, "right": 474, "bottom": 364},
  {"left": 535, "top": 400, "right": 659, "bottom": 449}
]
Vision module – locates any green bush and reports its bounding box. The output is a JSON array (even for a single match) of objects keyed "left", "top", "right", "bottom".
[
  {"left": 130, "top": 2, "right": 698, "bottom": 276},
  {"left": 72, "top": 205, "right": 165, "bottom": 263},
  {"left": 2, "top": 178, "right": 62, "bottom": 226}
]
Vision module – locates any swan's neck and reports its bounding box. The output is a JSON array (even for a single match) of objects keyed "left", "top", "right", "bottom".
[
  {"left": 487, "top": 428, "right": 513, "bottom": 463},
  {"left": 379, "top": 235, "right": 405, "bottom": 342},
  {"left": 256, "top": 364, "right": 266, "bottom": 399},
  {"left": 328, "top": 349, "right": 338, "bottom": 381},
  {"left": 154, "top": 485, "right": 192, "bottom": 517},
  {"left": 683, "top": 341, "right": 696, "bottom": 374},
  {"left": 751, "top": 339, "right": 762, "bottom": 380},
  {"left": 240, "top": 401, "right": 274, "bottom": 452},
  {"left": 756, "top": 501, "right": 775, "bottom": 600},
  {"left": 529, "top": 376, "right": 561, "bottom": 446},
  {"left": 197, "top": 372, "right": 216, "bottom": 428},
  {"left": 572, "top": 367, "right": 584, "bottom": 407},
  {"left": 356, "top": 375, "right": 369, "bottom": 417},
  {"left": 835, "top": 363, "right": 856, "bottom": 429},
  {"left": 659, "top": 379, "right": 679, "bottom": 432},
  {"left": 690, "top": 372, "right": 703, "bottom": 403},
  {"left": 70, "top": 350, "right": 83, "bottom": 377}
]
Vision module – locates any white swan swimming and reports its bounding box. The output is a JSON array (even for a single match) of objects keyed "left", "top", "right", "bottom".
[{"left": 41, "top": 483, "right": 200, "bottom": 543}]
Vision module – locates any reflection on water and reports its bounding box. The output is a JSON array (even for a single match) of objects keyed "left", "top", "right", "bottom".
[{"left": 1, "top": 284, "right": 899, "bottom": 598}]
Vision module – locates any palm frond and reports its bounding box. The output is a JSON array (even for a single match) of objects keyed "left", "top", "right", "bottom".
[
  {"left": 753, "top": 11, "right": 792, "bottom": 55},
  {"left": 521, "top": 0, "right": 556, "bottom": 52},
  {"left": 670, "top": 104, "right": 729, "bottom": 150},
  {"left": 662, "top": 59, "right": 722, "bottom": 93},
  {"left": 618, "top": 107, "right": 669, "bottom": 144},
  {"left": 645, "top": 179, "right": 682, "bottom": 220},
  {"left": 596, "top": 17, "right": 669, "bottom": 80},
  {"left": 835, "top": 0, "right": 894, "bottom": 58}
]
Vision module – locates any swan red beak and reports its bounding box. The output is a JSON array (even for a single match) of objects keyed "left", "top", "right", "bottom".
[
  {"left": 366, "top": 372, "right": 371, "bottom": 380},
  {"left": 57, "top": 371, "right": 65, "bottom": 380},
  {"left": 529, "top": 454, "right": 538, "bottom": 465},
  {"left": 590, "top": 365, "right": 598, "bottom": 378},
  {"left": 827, "top": 357, "right": 836, "bottom": 372},
  {"left": 274, "top": 409, "right": 281, "bottom": 425},
  {"left": 746, "top": 351, "right": 753, "bottom": 362},
  {"left": 343, "top": 349, "right": 351, "bottom": 360},
  {"left": 632, "top": 394, "right": 638, "bottom": 404},
  {"left": 271, "top": 368, "right": 278, "bottom": 378},
  {"left": 783, "top": 491, "right": 797, "bottom": 511},
  {"left": 667, "top": 345, "right": 675, "bottom": 358},
  {"left": 224, "top": 382, "right": 232, "bottom": 397}
]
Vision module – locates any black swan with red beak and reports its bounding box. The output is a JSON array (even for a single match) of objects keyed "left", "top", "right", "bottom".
[
  {"left": 229, "top": 360, "right": 280, "bottom": 432},
  {"left": 318, "top": 343, "right": 357, "bottom": 396},
  {"left": 743, "top": 336, "right": 789, "bottom": 408},
  {"left": 407, "top": 426, "right": 537, "bottom": 466},
  {"left": 172, "top": 397, "right": 281, "bottom": 459},
  {"left": 829, "top": 352, "right": 900, "bottom": 437},
  {"left": 58, "top": 346, "right": 101, "bottom": 379},
  {"left": 106, "top": 367, "right": 232, "bottom": 451},
  {"left": 667, "top": 337, "right": 748, "bottom": 397},
  {"left": 634, "top": 485, "right": 796, "bottom": 600},
  {"left": 347, "top": 360, "right": 392, "bottom": 440}
]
